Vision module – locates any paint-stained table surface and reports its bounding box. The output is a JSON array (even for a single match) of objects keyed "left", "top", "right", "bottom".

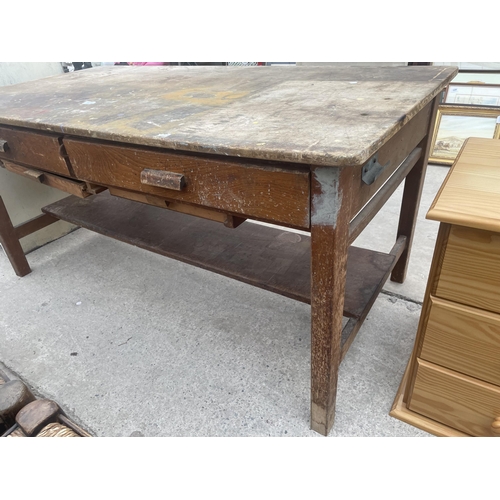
[
  {"left": 0, "top": 64, "right": 458, "bottom": 436},
  {"left": 0, "top": 65, "right": 456, "bottom": 167}
]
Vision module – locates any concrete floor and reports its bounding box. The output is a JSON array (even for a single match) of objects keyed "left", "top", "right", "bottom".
[{"left": 0, "top": 164, "right": 450, "bottom": 437}]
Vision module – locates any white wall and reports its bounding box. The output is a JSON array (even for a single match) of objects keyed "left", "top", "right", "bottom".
[{"left": 0, "top": 62, "right": 76, "bottom": 254}]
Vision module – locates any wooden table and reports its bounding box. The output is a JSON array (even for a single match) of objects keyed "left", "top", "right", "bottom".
[{"left": 0, "top": 65, "right": 457, "bottom": 435}]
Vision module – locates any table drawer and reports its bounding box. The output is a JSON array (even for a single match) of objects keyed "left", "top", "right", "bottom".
[
  {"left": 420, "top": 296, "right": 500, "bottom": 386},
  {"left": 0, "top": 126, "right": 71, "bottom": 176},
  {"left": 409, "top": 359, "right": 500, "bottom": 437},
  {"left": 436, "top": 225, "right": 500, "bottom": 314},
  {"left": 63, "top": 138, "right": 310, "bottom": 229}
]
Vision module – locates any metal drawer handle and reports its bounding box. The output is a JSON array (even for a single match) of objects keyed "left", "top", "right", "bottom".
[
  {"left": 140, "top": 169, "right": 186, "bottom": 191},
  {"left": 0, "top": 139, "right": 8, "bottom": 153}
]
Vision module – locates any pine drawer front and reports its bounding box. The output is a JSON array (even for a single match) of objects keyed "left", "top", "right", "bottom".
[
  {"left": 436, "top": 225, "right": 500, "bottom": 314},
  {"left": 0, "top": 126, "right": 70, "bottom": 176},
  {"left": 63, "top": 138, "right": 311, "bottom": 229},
  {"left": 420, "top": 296, "right": 500, "bottom": 386},
  {"left": 409, "top": 359, "right": 500, "bottom": 437}
]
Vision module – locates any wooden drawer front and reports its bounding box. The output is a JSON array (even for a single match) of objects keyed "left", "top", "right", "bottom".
[
  {"left": 421, "top": 296, "right": 500, "bottom": 386},
  {"left": 63, "top": 139, "right": 310, "bottom": 229},
  {"left": 0, "top": 126, "right": 71, "bottom": 176},
  {"left": 409, "top": 359, "right": 500, "bottom": 437},
  {"left": 436, "top": 225, "right": 500, "bottom": 314}
]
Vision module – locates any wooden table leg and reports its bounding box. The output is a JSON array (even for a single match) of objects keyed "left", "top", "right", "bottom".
[
  {"left": 0, "top": 196, "right": 31, "bottom": 277},
  {"left": 391, "top": 95, "right": 440, "bottom": 283},
  {"left": 310, "top": 167, "right": 353, "bottom": 435}
]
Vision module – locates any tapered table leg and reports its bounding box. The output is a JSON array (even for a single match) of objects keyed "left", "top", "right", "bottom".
[
  {"left": 391, "top": 95, "right": 440, "bottom": 283},
  {"left": 0, "top": 196, "right": 31, "bottom": 276},
  {"left": 310, "top": 167, "right": 354, "bottom": 436}
]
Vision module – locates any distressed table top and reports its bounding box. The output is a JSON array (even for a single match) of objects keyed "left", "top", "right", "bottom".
[{"left": 0, "top": 65, "right": 457, "bottom": 167}]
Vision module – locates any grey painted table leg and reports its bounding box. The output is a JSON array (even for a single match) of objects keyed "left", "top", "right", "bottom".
[{"left": 310, "top": 166, "right": 354, "bottom": 436}]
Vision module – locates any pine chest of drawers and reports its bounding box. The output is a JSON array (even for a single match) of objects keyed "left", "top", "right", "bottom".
[{"left": 391, "top": 137, "right": 500, "bottom": 437}]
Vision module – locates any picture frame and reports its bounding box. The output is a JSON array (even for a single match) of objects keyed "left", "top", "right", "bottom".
[
  {"left": 444, "top": 82, "right": 500, "bottom": 106},
  {"left": 451, "top": 71, "right": 500, "bottom": 85},
  {"left": 429, "top": 105, "right": 500, "bottom": 165},
  {"left": 432, "top": 62, "right": 500, "bottom": 71}
]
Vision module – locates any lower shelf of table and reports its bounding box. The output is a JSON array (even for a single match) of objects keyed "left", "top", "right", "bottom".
[
  {"left": 390, "top": 360, "right": 470, "bottom": 437},
  {"left": 43, "top": 191, "right": 404, "bottom": 357}
]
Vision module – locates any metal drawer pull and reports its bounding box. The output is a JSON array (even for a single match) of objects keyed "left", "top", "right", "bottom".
[
  {"left": 0, "top": 140, "right": 8, "bottom": 153},
  {"left": 140, "top": 169, "right": 186, "bottom": 191}
]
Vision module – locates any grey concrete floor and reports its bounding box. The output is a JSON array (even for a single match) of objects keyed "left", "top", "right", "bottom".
[{"left": 0, "top": 164, "right": 450, "bottom": 437}]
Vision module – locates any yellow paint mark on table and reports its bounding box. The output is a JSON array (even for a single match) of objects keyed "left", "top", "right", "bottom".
[{"left": 161, "top": 88, "right": 249, "bottom": 106}]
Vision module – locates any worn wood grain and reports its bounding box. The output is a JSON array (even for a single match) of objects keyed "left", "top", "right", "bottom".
[
  {"left": 63, "top": 138, "right": 311, "bottom": 228},
  {"left": 107, "top": 187, "right": 247, "bottom": 227},
  {"left": 2, "top": 160, "right": 91, "bottom": 198},
  {"left": 310, "top": 166, "right": 354, "bottom": 435},
  {"left": 0, "top": 126, "right": 70, "bottom": 176},
  {"left": 0, "top": 65, "right": 457, "bottom": 167}
]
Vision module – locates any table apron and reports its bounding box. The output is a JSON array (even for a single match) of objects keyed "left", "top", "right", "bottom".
[{"left": 63, "top": 138, "right": 311, "bottom": 229}]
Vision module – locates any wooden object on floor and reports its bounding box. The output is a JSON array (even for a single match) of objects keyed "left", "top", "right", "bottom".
[
  {"left": 0, "top": 380, "right": 36, "bottom": 428},
  {"left": 15, "top": 399, "right": 60, "bottom": 436},
  {"left": 0, "top": 65, "right": 457, "bottom": 436},
  {"left": 391, "top": 137, "right": 500, "bottom": 437}
]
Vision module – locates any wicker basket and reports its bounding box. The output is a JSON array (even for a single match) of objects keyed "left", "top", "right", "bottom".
[
  {"left": 37, "top": 422, "right": 79, "bottom": 437},
  {"left": 7, "top": 427, "right": 27, "bottom": 437}
]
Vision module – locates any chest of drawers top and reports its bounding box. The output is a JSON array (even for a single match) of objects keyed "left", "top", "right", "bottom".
[{"left": 427, "top": 137, "right": 500, "bottom": 232}]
